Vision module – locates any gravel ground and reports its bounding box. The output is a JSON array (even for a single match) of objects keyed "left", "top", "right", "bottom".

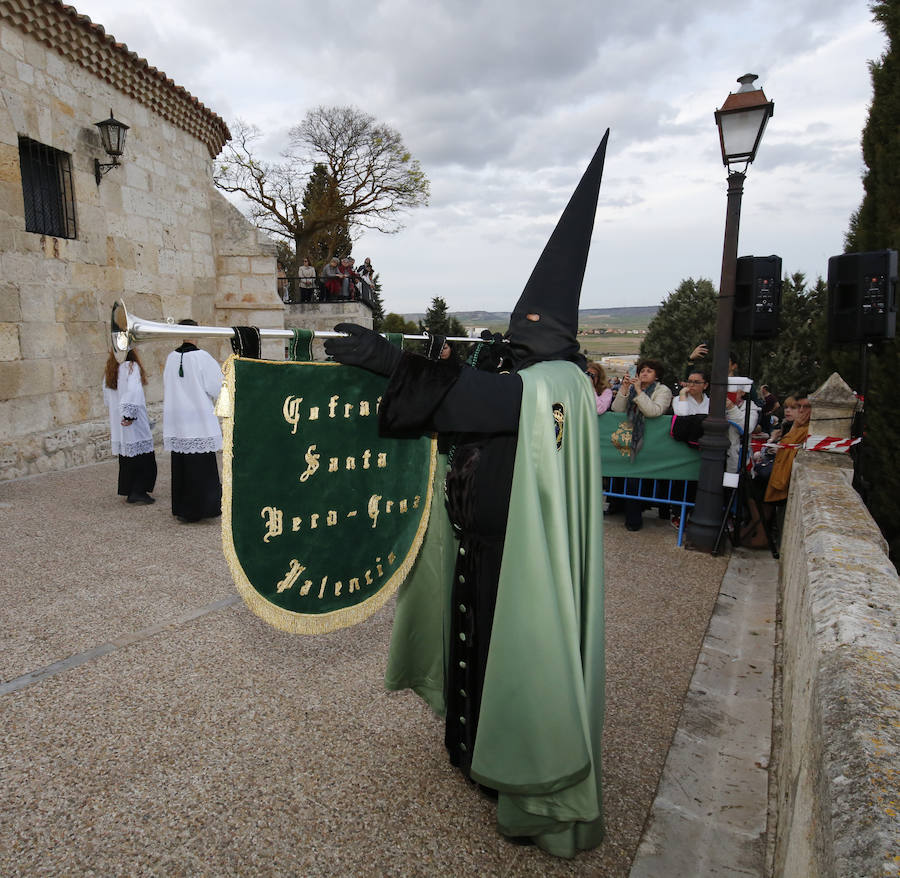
[{"left": 0, "top": 457, "right": 727, "bottom": 876}]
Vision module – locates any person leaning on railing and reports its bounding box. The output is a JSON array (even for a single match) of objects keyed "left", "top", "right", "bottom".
[
  {"left": 358, "top": 257, "right": 375, "bottom": 304},
  {"left": 297, "top": 257, "right": 317, "bottom": 303},
  {"left": 322, "top": 257, "right": 341, "bottom": 300}
]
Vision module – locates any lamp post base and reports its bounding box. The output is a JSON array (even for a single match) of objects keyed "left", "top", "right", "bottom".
[{"left": 685, "top": 416, "right": 730, "bottom": 552}]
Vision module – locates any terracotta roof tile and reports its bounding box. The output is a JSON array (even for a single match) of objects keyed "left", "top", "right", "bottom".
[{"left": 0, "top": 0, "right": 231, "bottom": 157}]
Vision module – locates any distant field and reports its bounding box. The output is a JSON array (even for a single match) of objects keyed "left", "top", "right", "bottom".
[
  {"left": 400, "top": 305, "right": 653, "bottom": 368},
  {"left": 580, "top": 334, "right": 643, "bottom": 359},
  {"left": 453, "top": 330, "right": 644, "bottom": 362}
]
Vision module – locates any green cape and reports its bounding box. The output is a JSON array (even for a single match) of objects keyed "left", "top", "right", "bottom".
[{"left": 386, "top": 361, "right": 605, "bottom": 857}]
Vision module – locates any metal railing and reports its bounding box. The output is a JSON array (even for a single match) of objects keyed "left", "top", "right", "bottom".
[
  {"left": 278, "top": 276, "right": 378, "bottom": 309},
  {"left": 603, "top": 477, "right": 695, "bottom": 546}
]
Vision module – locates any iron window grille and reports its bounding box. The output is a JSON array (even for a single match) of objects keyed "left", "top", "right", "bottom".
[{"left": 18, "top": 136, "right": 77, "bottom": 239}]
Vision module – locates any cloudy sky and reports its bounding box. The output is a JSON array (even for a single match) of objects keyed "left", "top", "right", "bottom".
[{"left": 73, "top": 0, "right": 886, "bottom": 315}]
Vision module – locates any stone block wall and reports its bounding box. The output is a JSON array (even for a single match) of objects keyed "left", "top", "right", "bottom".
[
  {"left": 774, "top": 452, "right": 899, "bottom": 877},
  {"left": 0, "top": 16, "right": 282, "bottom": 480}
]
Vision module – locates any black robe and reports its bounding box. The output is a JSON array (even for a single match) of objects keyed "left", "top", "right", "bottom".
[{"left": 379, "top": 353, "right": 522, "bottom": 777}]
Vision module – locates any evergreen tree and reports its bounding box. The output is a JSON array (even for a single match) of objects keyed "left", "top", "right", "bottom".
[
  {"left": 422, "top": 296, "right": 452, "bottom": 336},
  {"left": 420, "top": 295, "right": 467, "bottom": 339},
  {"left": 845, "top": 1, "right": 900, "bottom": 252},
  {"left": 841, "top": 0, "right": 900, "bottom": 563},
  {"left": 301, "top": 163, "right": 353, "bottom": 268},
  {"left": 448, "top": 316, "right": 467, "bottom": 338},
  {"left": 369, "top": 274, "right": 386, "bottom": 330},
  {"left": 640, "top": 278, "right": 718, "bottom": 385},
  {"left": 749, "top": 273, "right": 829, "bottom": 396},
  {"left": 381, "top": 312, "right": 419, "bottom": 334}
]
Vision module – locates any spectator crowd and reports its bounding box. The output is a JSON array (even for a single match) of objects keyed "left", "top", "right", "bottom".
[
  {"left": 592, "top": 341, "right": 814, "bottom": 545},
  {"left": 280, "top": 255, "right": 377, "bottom": 305}
]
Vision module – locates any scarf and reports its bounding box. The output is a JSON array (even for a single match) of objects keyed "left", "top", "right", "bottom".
[
  {"left": 764, "top": 422, "right": 809, "bottom": 503},
  {"left": 626, "top": 380, "right": 657, "bottom": 459}
]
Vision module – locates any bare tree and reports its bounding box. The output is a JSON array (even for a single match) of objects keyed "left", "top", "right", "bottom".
[{"left": 214, "top": 107, "right": 429, "bottom": 262}]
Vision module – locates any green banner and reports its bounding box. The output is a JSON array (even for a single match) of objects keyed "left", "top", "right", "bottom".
[
  {"left": 220, "top": 357, "right": 436, "bottom": 634},
  {"left": 598, "top": 412, "right": 701, "bottom": 480}
]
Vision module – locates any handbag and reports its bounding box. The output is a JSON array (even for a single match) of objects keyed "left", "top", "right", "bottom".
[{"left": 753, "top": 452, "right": 774, "bottom": 481}]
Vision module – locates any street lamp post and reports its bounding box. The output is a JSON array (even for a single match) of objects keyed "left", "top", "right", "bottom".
[{"left": 687, "top": 74, "right": 774, "bottom": 552}]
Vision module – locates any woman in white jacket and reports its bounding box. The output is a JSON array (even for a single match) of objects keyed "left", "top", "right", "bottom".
[{"left": 102, "top": 350, "right": 157, "bottom": 504}]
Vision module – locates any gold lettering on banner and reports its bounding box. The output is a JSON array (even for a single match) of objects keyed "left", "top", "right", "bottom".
[
  {"left": 261, "top": 506, "right": 283, "bottom": 542},
  {"left": 365, "top": 569, "right": 374, "bottom": 585},
  {"left": 345, "top": 456, "right": 356, "bottom": 470},
  {"left": 377, "top": 452, "right": 388, "bottom": 468},
  {"left": 388, "top": 551, "right": 396, "bottom": 565},
  {"left": 334, "top": 580, "right": 343, "bottom": 596},
  {"left": 328, "top": 395, "right": 339, "bottom": 418},
  {"left": 349, "top": 578, "right": 360, "bottom": 593},
  {"left": 368, "top": 494, "right": 382, "bottom": 528},
  {"left": 309, "top": 407, "right": 319, "bottom": 420},
  {"left": 386, "top": 500, "right": 394, "bottom": 513},
  {"left": 344, "top": 403, "right": 354, "bottom": 418},
  {"left": 318, "top": 576, "right": 328, "bottom": 599},
  {"left": 346, "top": 510, "right": 357, "bottom": 518},
  {"left": 362, "top": 449, "right": 371, "bottom": 469},
  {"left": 376, "top": 395, "right": 382, "bottom": 413},
  {"left": 329, "top": 458, "right": 339, "bottom": 472},
  {"left": 399, "top": 499, "right": 408, "bottom": 513},
  {"left": 327, "top": 510, "right": 338, "bottom": 526},
  {"left": 359, "top": 401, "right": 370, "bottom": 416},
  {"left": 292, "top": 517, "right": 302, "bottom": 531},
  {"left": 277, "top": 559, "right": 306, "bottom": 593},
  {"left": 310, "top": 513, "right": 319, "bottom": 528},
  {"left": 299, "top": 445, "right": 320, "bottom": 482},
  {"left": 413, "top": 495, "right": 421, "bottom": 508},
  {"left": 376, "top": 558, "right": 384, "bottom": 577},
  {"left": 300, "top": 580, "right": 313, "bottom": 596},
  {"left": 283, "top": 396, "right": 303, "bottom": 434}
]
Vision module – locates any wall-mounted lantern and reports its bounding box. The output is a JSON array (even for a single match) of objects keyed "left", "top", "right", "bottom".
[{"left": 94, "top": 110, "right": 129, "bottom": 185}]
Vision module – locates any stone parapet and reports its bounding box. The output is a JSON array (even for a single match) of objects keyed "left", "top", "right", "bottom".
[
  {"left": 773, "top": 451, "right": 899, "bottom": 878},
  {"left": 284, "top": 302, "right": 373, "bottom": 361}
]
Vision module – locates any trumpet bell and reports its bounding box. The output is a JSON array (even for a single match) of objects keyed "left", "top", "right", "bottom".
[{"left": 110, "top": 300, "right": 131, "bottom": 363}]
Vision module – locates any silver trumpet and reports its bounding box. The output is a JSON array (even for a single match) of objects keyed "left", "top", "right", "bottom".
[{"left": 110, "top": 300, "right": 485, "bottom": 362}]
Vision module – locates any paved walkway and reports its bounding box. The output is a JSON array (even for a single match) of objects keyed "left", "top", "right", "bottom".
[{"left": 0, "top": 457, "right": 774, "bottom": 876}]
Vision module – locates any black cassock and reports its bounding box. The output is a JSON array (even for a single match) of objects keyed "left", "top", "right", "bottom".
[{"left": 379, "top": 353, "right": 523, "bottom": 778}]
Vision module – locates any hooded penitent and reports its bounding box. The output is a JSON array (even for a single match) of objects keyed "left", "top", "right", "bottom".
[
  {"left": 506, "top": 130, "right": 609, "bottom": 369},
  {"left": 327, "top": 132, "right": 611, "bottom": 858}
]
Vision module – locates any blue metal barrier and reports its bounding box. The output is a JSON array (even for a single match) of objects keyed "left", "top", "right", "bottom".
[{"left": 603, "top": 477, "right": 695, "bottom": 546}]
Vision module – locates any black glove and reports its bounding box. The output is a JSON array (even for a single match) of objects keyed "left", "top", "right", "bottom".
[{"left": 323, "top": 323, "right": 403, "bottom": 377}]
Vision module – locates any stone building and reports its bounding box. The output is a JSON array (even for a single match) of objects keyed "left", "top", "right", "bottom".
[{"left": 0, "top": 0, "right": 283, "bottom": 480}]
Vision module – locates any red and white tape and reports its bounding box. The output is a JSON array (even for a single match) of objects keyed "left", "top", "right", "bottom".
[{"left": 803, "top": 435, "right": 861, "bottom": 453}]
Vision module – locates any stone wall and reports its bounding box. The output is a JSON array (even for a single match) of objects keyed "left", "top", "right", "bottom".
[
  {"left": 0, "top": 15, "right": 282, "bottom": 480},
  {"left": 773, "top": 452, "right": 899, "bottom": 877}
]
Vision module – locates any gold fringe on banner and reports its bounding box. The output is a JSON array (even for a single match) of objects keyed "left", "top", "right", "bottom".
[{"left": 220, "top": 356, "right": 437, "bottom": 635}]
